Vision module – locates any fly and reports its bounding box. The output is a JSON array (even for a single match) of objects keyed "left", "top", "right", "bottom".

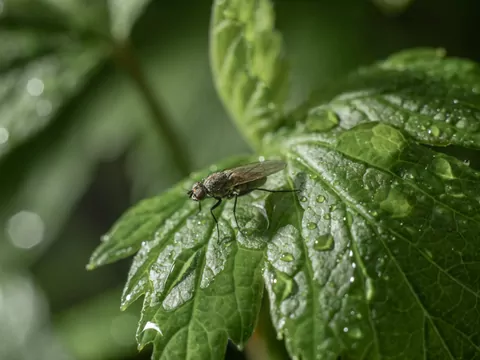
[{"left": 187, "top": 160, "right": 297, "bottom": 240}]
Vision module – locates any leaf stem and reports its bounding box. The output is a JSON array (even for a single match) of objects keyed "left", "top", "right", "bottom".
[
  {"left": 245, "top": 290, "right": 290, "bottom": 360},
  {"left": 114, "top": 41, "right": 191, "bottom": 176}
]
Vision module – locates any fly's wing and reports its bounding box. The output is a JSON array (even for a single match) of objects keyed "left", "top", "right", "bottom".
[{"left": 225, "top": 160, "right": 286, "bottom": 186}]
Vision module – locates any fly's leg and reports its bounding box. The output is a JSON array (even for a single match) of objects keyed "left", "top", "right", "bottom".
[
  {"left": 198, "top": 201, "right": 202, "bottom": 213},
  {"left": 210, "top": 197, "right": 222, "bottom": 240},
  {"left": 254, "top": 188, "right": 300, "bottom": 194},
  {"left": 232, "top": 195, "right": 246, "bottom": 236}
]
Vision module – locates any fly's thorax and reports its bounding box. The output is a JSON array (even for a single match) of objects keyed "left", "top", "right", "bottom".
[{"left": 203, "top": 172, "right": 232, "bottom": 198}]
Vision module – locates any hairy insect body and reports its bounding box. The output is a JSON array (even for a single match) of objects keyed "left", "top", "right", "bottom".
[
  {"left": 187, "top": 160, "right": 294, "bottom": 240},
  {"left": 203, "top": 172, "right": 267, "bottom": 199}
]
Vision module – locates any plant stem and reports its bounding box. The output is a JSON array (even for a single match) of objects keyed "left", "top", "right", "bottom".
[
  {"left": 114, "top": 40, "right": 191, "bottom": 177},
  {"left": 245, "top": 290, "right": 290, "bottom": 360}
]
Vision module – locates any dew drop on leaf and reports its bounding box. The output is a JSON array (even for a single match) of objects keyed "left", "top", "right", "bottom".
[
  {"left": 272, "top": 269, "right": 296, "bottom": 302},
  {"left": 323, "top": 213, "right": 331, "bottom": 220},
  {"left": 280, "top": 253, "right": 294, "bottom": 262},
  {"left": 306, "top": 222, "right": 317, "bottom": 230},
  {"left": 300, "top": 196, "right": 307, "bottom": 202},
  {"left": 432, "top": 157, "right": 455, "bottom": 180},
  {"left": 316, "top": 195, "right": 325, "bottom": 203},
  {"left": 313, "top": 234, "right": 334, "bottom": 251},
  {"left": 429, "top": 125, "right": 440, "bottom": 137},
  {"left": 365, "top": 278, "right": 375, "bottom": 302},
  {"left": 348, "top": 327, "right": 363, "bottom": 339},
  {"left": 305, "top": 107, "right": 339, "bottom": 132}
]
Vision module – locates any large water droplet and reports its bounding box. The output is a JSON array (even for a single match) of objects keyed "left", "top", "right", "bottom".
[
  {"left": 379, "top": 188, "right": 412, "bottom": 218},
  {"left": 7, "top": 211, "right": 45, "bottom": 249},
  {"left": 306, "top": 222, "right": 317, "bottom": 230},
  {"left": 432, "top": 157, "right": 455, "bottom": 180},
  {"left": 142, "top": 321, "right": 163, "bottom": 335},
  {"left": 365, "top": 278, "right": 375, "bottom": 301},
  {"left": 429, "top": 125, "right": 440, "bottom": 137},
  {"left": 348, "top": 327, "right": 363, "bottom": 339},
  {"left": 305, "top": 108, "right": 339, "bottom": 132},
  {"left": 313, "top": 234, "right": 334, "bottom": 251},
  {"left": 316, "top": 195, "right": 325, "bottom": 203},
  {"left": 272, "top": 269, "right": 296, "bottom": 302},
  {"left": 280, "top": 253, "right": 294, "bottom": 262}
]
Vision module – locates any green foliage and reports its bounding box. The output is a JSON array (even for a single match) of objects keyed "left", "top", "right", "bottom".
[{"left": 88, "top": 1, "right": 480, "bottom": 360}]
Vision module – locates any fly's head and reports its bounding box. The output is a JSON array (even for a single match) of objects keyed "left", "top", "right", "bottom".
[{"left": 187, "top": 181, "right": 207, "bottom": 201}]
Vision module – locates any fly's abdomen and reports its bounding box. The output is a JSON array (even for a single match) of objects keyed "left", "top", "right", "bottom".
[{"left": 233, "top": 177, "right": 267, "bottom": 197}]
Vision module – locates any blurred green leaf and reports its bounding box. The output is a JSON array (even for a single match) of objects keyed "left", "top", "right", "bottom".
[
  {"left": 372, "top": 0, "right": 414, "bottom": 15},
  {"left": 0, "top": 67, "right": 146, "bottom": 266},
  {"left": 55, "top": 288, "right": 141, "bottom": 360},
  {"left": 210, "top": 0, "right": 289, "bottom": 148},
  {"left": 107, "top": 0, "right": 151, "bottom": 41},
  {"left": 0, "top": 28, "right": 107, "bottom": 158},
  {"left": 0, "top": 271, "right": 71, "bottom": 360}
]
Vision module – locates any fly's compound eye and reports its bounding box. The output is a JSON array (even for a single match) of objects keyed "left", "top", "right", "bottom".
[{"left": 190, "top": 183, "right": 206, "bottom": 201}]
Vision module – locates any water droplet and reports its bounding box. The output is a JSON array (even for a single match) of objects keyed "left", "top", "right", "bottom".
[
  {"left": 143, "top": 321, "right": 163, "bottom": 335},
  {"left": 7, "top": 211, "right": 45, "bottom": 249},
  {"left": 365, "top": 278, "right": 375, "bottom": 301},
  {"left": 348, "top": 327, "right": 363, "bottom": 339},
  {"left": 258, "top": 156, "right": 265, "bottom": 162},
  {"left": 305, "top": 108, "right": 339, "bottom": 132},
  {"left": 379, "top": 188, "right": 412, "bottom": 218},
  {"left": 306, "top": 222, "right": 317, "bottom": 230},
  {"left": 429, "top": 125, "right": 440, "bottom": 137},
  {"left": 323, "top": 213, "right": 331, "bottom": 220},
  {"left": 432, "top": 157, "right": 455, "bottom": 180},
  {"left": 300, "top": 196, "right": 307, "bottom": 202},
  {"left": 456, "top": 119, "right": 467, "bottom": 129},
  {"left": 349, "top": 276, "right": 355, "bottom": 283},
  {"left": 313, "top": 234, "right": 334, "bottom": 251},
  {"left": 272, "top": 270, "right": 295, "bottom": 302},
  {"left": 26, "top": 78, "right": 44, "bottom": 96},
  {"left": 280, "top": 253, "right": 294, "bottom": 262},
  {"left": 343, "top": 327, "right": 349, "bottom": 333},
  {"left": 316, "top": 195, "right": 325, "bottom": 203},
  {"left": 0, "top": 127, "right": 9, "bottom": 145}
]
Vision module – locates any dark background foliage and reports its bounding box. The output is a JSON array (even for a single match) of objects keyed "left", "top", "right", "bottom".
[{"left": 1, "top": 0, "right": 480, "bottom": 359}]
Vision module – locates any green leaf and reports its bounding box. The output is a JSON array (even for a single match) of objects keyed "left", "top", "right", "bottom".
[
  {"left": 210, "top": 0, "right": 289, "bottom": 148},
  {"left": 89, "top": 3, "right": 480, "bottom": 359},
  {"left": 89, "top": 156, "right": 278, "bottom": 359},
  {"left": 305, "top": 48, "right": 480, "bottom": 148},
  {"left": 107, "top": 0, "right": 151, "bottom": 41},
  {"left": 273, "top": 122, "right": 480, "bottom": 359},
  {"left": 0, "top": 28, "right": 107, "bottom": 159}
]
